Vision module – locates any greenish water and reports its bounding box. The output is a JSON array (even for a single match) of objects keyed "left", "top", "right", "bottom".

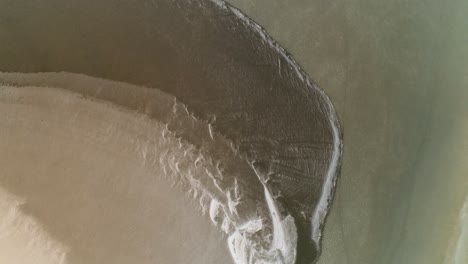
[{"left": 226, "top": 0, "right": 468, "bottom": 263}]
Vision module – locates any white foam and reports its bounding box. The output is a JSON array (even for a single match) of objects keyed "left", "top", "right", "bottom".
[
  {"left": 264, "top": 185, "right": 297, "bottom": 264},
  {"left": 226, "top": 185, "right": 298, "bottom": 264}
]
